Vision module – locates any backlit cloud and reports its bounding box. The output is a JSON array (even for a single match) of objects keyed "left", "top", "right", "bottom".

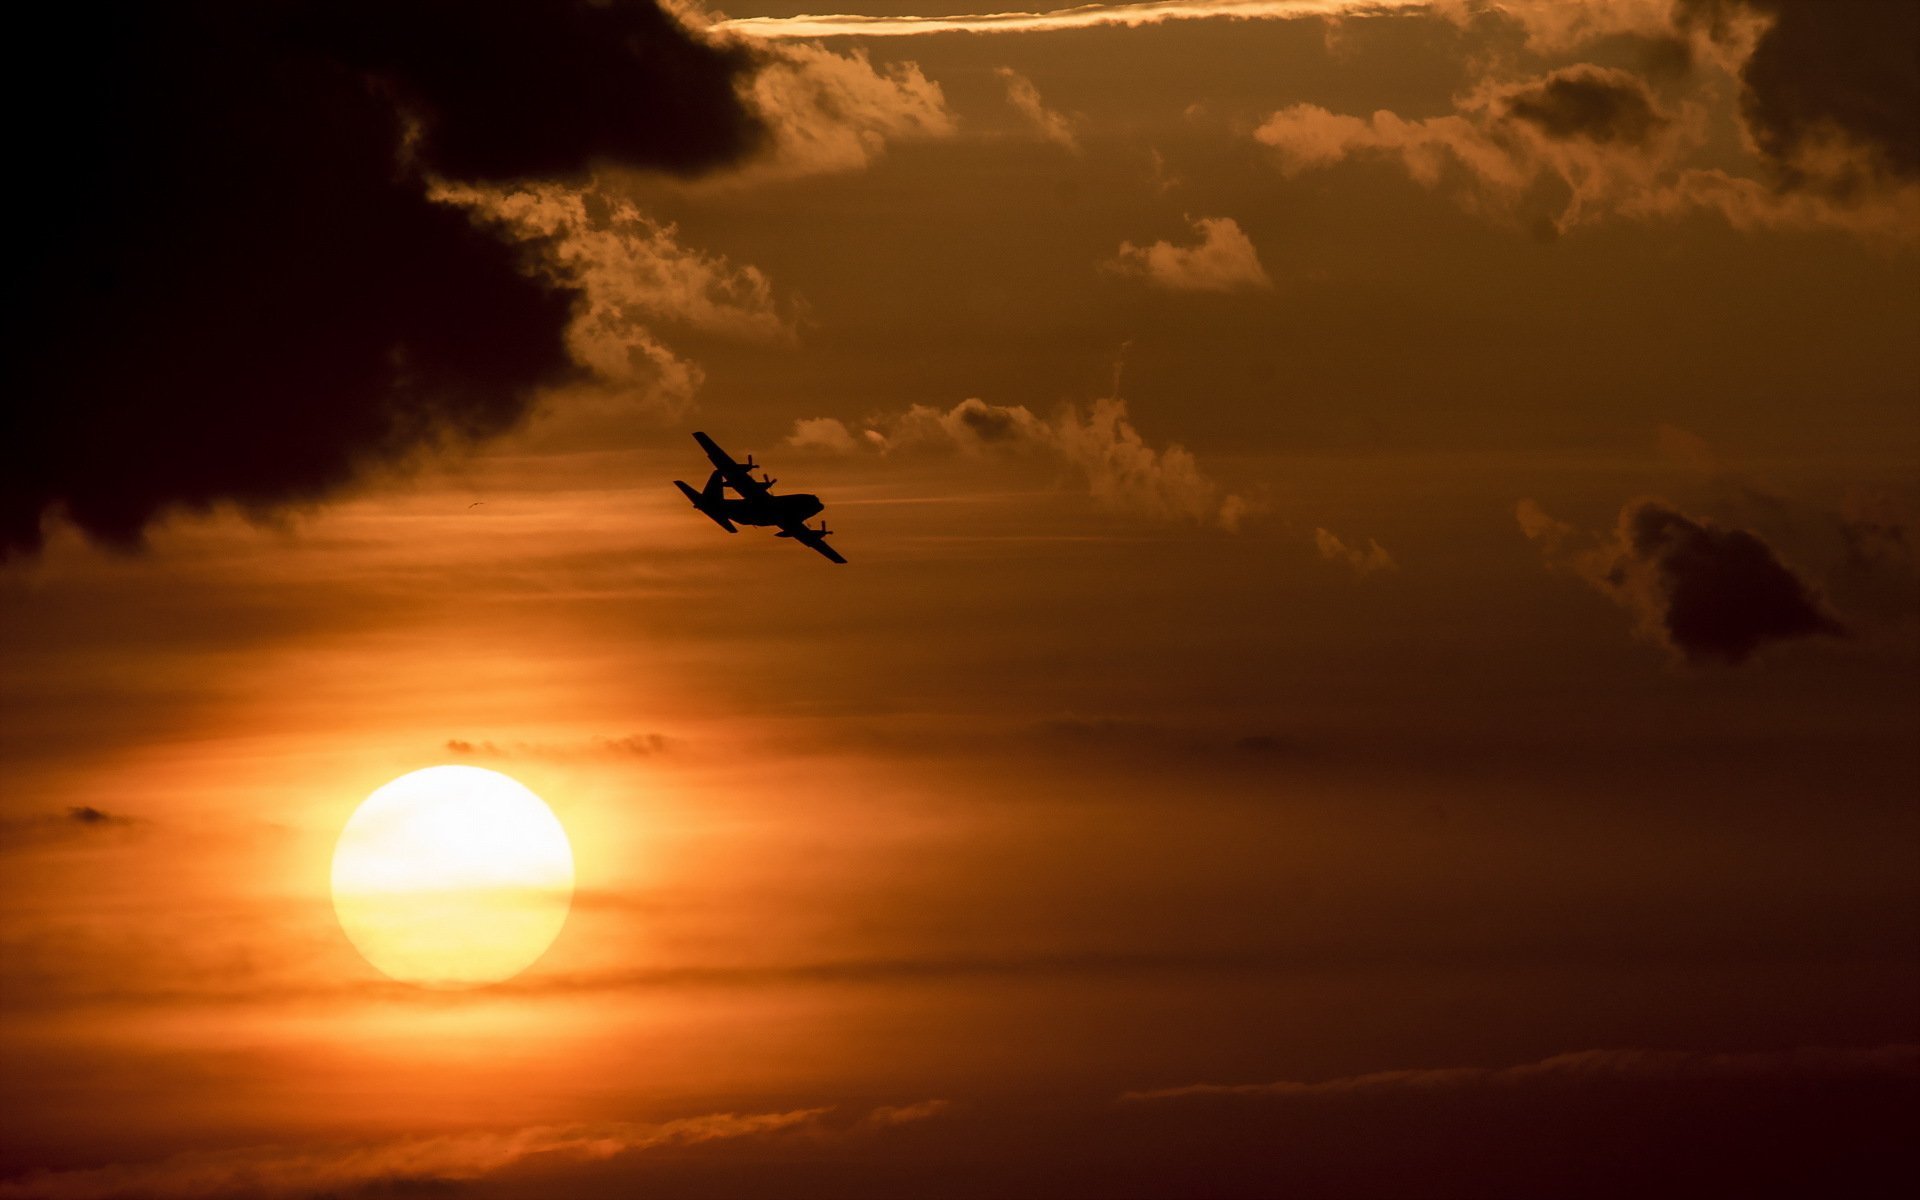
[
  {"left": 714, "top": 0, "right": 1427, "bottom": 40},
  {"left": 736, "top": 42, "right": 957, "bottom": 178},
  {"left": 792, "top": 397, "right": 1252, "bottom": 529},
  {"left": 0, "top": 1109, "right": 831, "bottom": 1200},
  {"left": 1314, "top": 528, "right": 1397, "bottom": 577},
  {"left": 2, "top": 2, "right": 763, "bottom": 559},
  {"left": 446, "top": 733, "right": 676, "bottom": 761},
  {"left": 998, "top": 68, "right": 1081, "bottom": 152},
  {"left": 1255, "top": 4, "right": 1920, "bottom": 240},
  {"left": 1256, "top": 65, "right": 1696, "bottom": 237},
  {"left": 436, "top": 181, "right": 792, "bottom": 416},
  {"left": 1518, "top": 497, "right": 1845, "bottom": 664},
  {"left": 1109, "top": 217, "right": 1274, "bottom": 291}
]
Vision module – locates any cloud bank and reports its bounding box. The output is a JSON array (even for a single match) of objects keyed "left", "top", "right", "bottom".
[
  {"left": 1256, "top": 2, "right": 1920, "bottom": 239},
  {"left": 2, "top": 2, "right": 765, "bottom": 559}
]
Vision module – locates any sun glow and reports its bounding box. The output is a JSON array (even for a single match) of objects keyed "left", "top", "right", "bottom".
[{"left": 332, "top": 766, "right": 574, "bottom": 988}]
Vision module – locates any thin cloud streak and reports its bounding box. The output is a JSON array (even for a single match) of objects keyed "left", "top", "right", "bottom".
[
  {"left": 714, "top": 0, "right": 1426, "bottom": 40},
  {"left": 1120, "top": 1044, "right": 1920, "bottom": 1102},
  {"left": 0, "top": 1110, "right": 834, "bottom": 1200}
]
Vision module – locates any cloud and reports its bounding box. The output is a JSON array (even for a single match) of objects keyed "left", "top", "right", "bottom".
[
  {"left": 1503, "top": 66, "right": 1668, "bottom": 145},
  {"left": 1679, "top": 0, "right": 1920, "bottom": 193},
  {"left": 0, "top": 807, "right": 139, "bottom": 852},
  {"left": 792, "top": 397, "right": 1252, "bottom": 529},
  {"left": 2, "top": 2, "right": 765, "bottom": 559},
  {"left": 866, "top": 1099, "right": 952, "bottom": 1127},
  {"left": 1836, "top": 488, "right": 1916, "bottom": 577},
  {"left": 1518, "top": 497, "right": 1845, "bottom": 664},
  {"left": 714, "top": 0, "right": 1428, "bottom": 40},
  {"left": 433, "top": 181, "right": 791, "bottom": 415},
  {"left": 445, "top": 733, "right": 675, "bottom": 761},
  {"left": 1313, "top": 528, "right": 1397, "bottom": 577},
  {"left": 733, "top": 42, "right": 956, "bottom": 178},
  {"left": 997, "top": 68, "right": 1081, "bottom": 152},
  {"left": 0, "top": 1109, "right": 829, "bottom": 1200},
  {"left": 1119, "top": 1043, "right": 1920, "bottom": 1102},
  {"left": 1655, "top": 422, "right": 1722, "bottom": 474},
  {"left": 788, "top": 417, "right": 865, "bottom": 454},
  {"left": 1110, "top": 217, "right": 1274, "bottom": 292},
  {"left": 1256, "top": 8, "right": 1920, "bottom": 239},
  {"left": 1256, "top": 65, "right": 1691, "bottom": 237}
]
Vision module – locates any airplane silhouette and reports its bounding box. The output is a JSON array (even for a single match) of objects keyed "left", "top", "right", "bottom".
[{"left": 674, "top": 431, "right": 846, "bottom": 564}]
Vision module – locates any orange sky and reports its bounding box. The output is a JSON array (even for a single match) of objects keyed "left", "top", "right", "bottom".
[{"left": 2, "top": 3, "right": 1916, "bottom": 1197}]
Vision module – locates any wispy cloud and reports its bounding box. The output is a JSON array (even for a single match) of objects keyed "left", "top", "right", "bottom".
[
  {"left": 1120, "top": 1043, "right": 1920, "bottom": 1102},
  {"left": 1313, "top": 527, "right": 1396, "bottom": 577},
  {"left": 997, "top": 68, "right": 1081, "bottom": 152},
  {"left": 0, "top": 1103, "right": 955, "bottom": 1200},
  {"left": 714, "top": 0, "right": 1426, "bottom": 41},
  {"left": 445, "top": 733, "right": 676, "bottom": 761}
]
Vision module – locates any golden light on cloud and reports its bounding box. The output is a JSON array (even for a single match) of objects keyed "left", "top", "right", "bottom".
[{"left": 331, "top": 766, "right": 574, "bottom": 989}]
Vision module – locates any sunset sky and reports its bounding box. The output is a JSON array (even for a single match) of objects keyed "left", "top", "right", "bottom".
[{"left": 2, "top": 2, "right": 1916, "bottom": 1196}]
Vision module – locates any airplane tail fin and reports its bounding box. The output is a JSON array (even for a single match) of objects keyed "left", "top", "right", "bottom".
[{"left": 674, "top": 480, "right": 736, "bottom": 532}]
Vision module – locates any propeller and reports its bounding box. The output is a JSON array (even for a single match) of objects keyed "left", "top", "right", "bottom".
[
  {"left": 759, "top": 473, "right": 777, "bottom": 486},
  {"left": 741, "top": 454, "right": 759, "bottom": 471},
  {"left": 814, "top": 522, "right": 832, "bottom": 537}
]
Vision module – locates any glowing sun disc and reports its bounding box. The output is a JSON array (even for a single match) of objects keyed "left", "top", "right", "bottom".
[{"left": 332, "top": 765, "right": 574, "bottom": 988}]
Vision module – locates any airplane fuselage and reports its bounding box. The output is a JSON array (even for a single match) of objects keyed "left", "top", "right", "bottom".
[
  {"left": 675, "top": 431, "right": 846, "bottom": 562},
  {"left": 715, "top": 493, "right": 824, "bottom": 527}
]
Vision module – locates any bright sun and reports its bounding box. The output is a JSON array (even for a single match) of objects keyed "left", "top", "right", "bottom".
[{"left": 331, "top": 765, "right": 574, "bottom": 988}]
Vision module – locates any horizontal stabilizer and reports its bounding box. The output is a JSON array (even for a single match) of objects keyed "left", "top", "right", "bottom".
[{"left": 674, "top": 480, "right": 735, "bottom": 532}]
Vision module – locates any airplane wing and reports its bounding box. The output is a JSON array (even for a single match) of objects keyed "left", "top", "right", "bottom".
[
  {"left": 692, "top": 431, "right": 768, "bottom": 499},
  {"left": 779, "top": 522, "right": 847, "bottom": 564}
]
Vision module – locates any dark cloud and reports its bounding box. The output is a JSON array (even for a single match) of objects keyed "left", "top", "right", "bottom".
[
  {"left": 957, "top": 402, "right": 1025, "bottom": 443},
  {"left": 1613, "top": 501, "right": 1844, "bottom": 663},
  {"left": 1836, "top": 488, "right": 1916, "bottom": 576},
  {"left": 2, "top": 1, "right": 762, "bottom": 558},
  {"left": 1503, "top": 65, "right": 1666, "bottom": 145},
  {"left": 0, "top": 807, "right": 137, "bottom": 851},
  {"left": 1681, "top": 0, "right": 1920, "bottom": 190},
  {"left": 1519, "top": 498, "right": 1845, "bottom": 665}
]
